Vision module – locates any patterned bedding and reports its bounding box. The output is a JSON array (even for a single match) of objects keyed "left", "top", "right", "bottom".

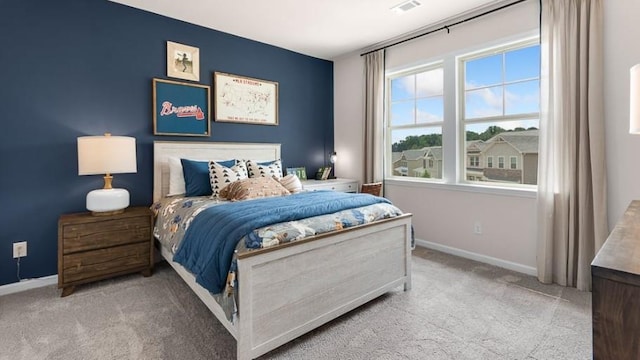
[{"left": 151, "top": 192, "right": 404, "bottom": 321}]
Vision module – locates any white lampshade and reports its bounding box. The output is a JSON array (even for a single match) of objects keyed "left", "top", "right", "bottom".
[
  {"left": 78, "top": 135, "right": 137, "bottom": 175},
  {"left": 77, "top": 134, "right": 137, "bottom": 215},
  {"left": 630, "top": 64, "right": 640, "bottom": 134}
]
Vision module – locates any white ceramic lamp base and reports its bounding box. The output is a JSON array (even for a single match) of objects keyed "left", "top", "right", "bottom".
[{"left": 86, "top": 188, "right": 130, "bottom": 215}]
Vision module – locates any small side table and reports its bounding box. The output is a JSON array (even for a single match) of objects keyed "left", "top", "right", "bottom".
[{"left": 57, "top": 206, "right": 154, "bottom": 297}]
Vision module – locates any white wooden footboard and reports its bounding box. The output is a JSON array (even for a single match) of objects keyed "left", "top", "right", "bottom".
[{"left": 236, "top": 214, "right": 412, "bottom": 360}]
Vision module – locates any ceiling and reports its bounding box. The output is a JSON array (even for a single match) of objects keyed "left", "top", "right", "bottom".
[{"left": 110, "top": 0, "right": 502, "bottom": 60}]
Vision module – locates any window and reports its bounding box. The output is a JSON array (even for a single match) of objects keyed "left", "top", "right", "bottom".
[
  {"left": 461, "top": 39, "right": 540, "bottom": 185},
  {"left": 388, "top": 64, "right": 444, "bottom": 180},
  {"left": 385, "top": 35, "right": 539, "bottom": 189}
]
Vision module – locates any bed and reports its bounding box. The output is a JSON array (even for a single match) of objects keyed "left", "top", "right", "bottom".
[{"left": 152, "top": 141, "right": 412, "bottom": 360}]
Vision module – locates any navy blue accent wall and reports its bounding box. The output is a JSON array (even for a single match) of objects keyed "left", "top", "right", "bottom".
[{"left": 0, "top": 0, "right": 334, "bottom": 286}]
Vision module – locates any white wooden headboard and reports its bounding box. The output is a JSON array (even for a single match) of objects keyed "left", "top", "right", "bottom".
[{"left": 153, "top": 141, "right": 281, "bottom": 201}]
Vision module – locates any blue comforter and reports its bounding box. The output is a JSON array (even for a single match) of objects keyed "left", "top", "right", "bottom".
[{"left": 173, "top": 191, "right": 391, "bottom": 294}]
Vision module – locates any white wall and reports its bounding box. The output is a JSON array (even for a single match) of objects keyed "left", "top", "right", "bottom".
[
  {"left": 604, "top": 0, "right": 640, "bottom": 229},
  {"left": 335, "top": 0, "right": 640, "bottom": 275}
]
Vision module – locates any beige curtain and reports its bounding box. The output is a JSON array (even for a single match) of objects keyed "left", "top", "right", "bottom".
[
  {"left": 363, "top": 49, "right": 385, "bottom": 184},
  {"left": 537, "top": 0, "right": 608, "bottom": 291}
]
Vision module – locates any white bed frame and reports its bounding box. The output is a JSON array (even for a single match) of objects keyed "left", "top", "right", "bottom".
[{"left": 153, "top": 141, "right": 412, "bottom": 360}]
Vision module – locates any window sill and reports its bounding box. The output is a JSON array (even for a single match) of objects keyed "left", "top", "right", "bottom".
[{"left": 384, "top": 178, "right": 537, "bottom": 199}]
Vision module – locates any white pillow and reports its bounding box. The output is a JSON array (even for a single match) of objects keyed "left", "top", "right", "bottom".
[
  {"left": 208, "top": 160, "right": 249, "bottom": 198},
  {"left": 246, "top": 159, "right": 283, "bottom": 179},
  {"left": 168, "top": 156, "right": 186, "bottom": 196}
]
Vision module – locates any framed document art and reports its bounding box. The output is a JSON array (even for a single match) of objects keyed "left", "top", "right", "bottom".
[
  {"left": 153, "top": 78, "right": 211, "bottom": 137},
  {"left": 167, "top": 41, "right": 200, "bottom": 81},
  {"left": 214, "top": 72, "right": 278, "bottom": 125}
]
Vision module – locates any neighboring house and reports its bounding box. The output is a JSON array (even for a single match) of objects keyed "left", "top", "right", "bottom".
[
  {"left": 392, "top": 147, "right": 443, "bottom": 178},
  {"left": 467, "top": 130, "right": 539, "bottom": 184},
  {"left": 395, "top": 130, "right": 538, "bottom": 184},
  {"left": 392, "top": 148, "right": 428, "bottom": 177},
  {"left": 465, "top": 140, "right": 487, "bottom": 181}
]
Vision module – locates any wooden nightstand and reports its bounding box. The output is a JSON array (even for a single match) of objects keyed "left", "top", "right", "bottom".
[
  {"left": 57, "top": 206, "right": 154, "bottom": 297},
  {"left": 301, "top": 178, "right": 359, "bottom": 193}
]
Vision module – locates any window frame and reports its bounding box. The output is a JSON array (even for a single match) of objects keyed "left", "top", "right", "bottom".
[
  {"left": 510, "top": 156, "right": 518, "bottom": 169},
  {"left": 457, "top": 36, "right": 540, "bottom": 188},
  {"left": 383, "top": 33, "right": 539, "bottom": 196},
  {"left": 385, "top": 61, "right": 445, "bottom": 183}
]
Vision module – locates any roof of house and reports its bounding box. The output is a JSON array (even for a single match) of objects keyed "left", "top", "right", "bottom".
[
  {"left": 486, "top": 129, "right": 539, "bottom": 154},
  {"left": 401, "top": 148, "right": 428, "bottom": 161},
  {"left": 466, "top": 139, "right": 487, "bottom": 152},
  {"left": 425, "top": 146, "right": 443, "bottom": 160}
]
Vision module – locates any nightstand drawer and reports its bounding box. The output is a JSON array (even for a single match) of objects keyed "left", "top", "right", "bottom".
[
  {"left": 301, "top": 179, "right": 358, "bottom": 193},
  {"left": 62, "top": 242, "right": 151, "bottom": 284},
  {"left": 330, "top": 183, "right": 356, "bottom": 193},
  {"left": 62, "top": 215, "right": 151, "bottom": 254}
]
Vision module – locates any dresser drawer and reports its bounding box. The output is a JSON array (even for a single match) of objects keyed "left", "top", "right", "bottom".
[
  {"left": 61, "top": 242, "right": 151, "bottom": 284},
  {"left": 62, "top": 215, "right": 151, "bottom": 254}
]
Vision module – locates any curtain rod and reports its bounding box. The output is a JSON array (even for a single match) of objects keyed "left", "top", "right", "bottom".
[{"left": 360, "top": 0, "right": 529, "bottom": 57}]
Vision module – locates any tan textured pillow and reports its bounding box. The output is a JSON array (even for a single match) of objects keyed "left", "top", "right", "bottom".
[
  {"left": 219, "top": 176, "right": 290, "bottom": 201},
  {"left": 279, "top": 174, "right": 303, "bottom": 193}
]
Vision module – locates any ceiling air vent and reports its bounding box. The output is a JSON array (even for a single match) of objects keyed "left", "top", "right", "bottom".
[{"left": 391, "top": 0, "right": 422, "bottom": 14}]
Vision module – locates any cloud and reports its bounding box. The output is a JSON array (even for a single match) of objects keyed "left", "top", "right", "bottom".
[
  {"left": 416, "top": 108, "right": 443, "bottom": 123},
  {"left": 416, "top": 68, "right": 444, "bottom": 96},
  {"left": 395, "top": 68, "right": 444, "bottom": 98}
]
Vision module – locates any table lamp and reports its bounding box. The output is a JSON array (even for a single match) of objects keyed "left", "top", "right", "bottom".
[
  {"left": 329, "top": 151, "right": 337, "bottom": 179},
  {"left": 77, "top": 133, "right": 137, "bottom": 215},
  {"left": 330, "top": 151, "right": 337, "bottom": 165}
]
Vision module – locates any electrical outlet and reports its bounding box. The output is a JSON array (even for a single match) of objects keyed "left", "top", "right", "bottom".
[
  {"left": 13, "top": 241, "right": 27, "bottom": 258},
  {"left": 473, "top": 222, "right": 482, "bottom": 235}
]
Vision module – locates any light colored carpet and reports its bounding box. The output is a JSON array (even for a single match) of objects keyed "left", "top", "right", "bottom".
[{"left": 0, "top": 247, "right": 591, "bottom": 360}]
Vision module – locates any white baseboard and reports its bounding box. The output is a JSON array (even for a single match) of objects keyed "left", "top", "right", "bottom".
[
  {"left": 0, "top": 275, "right": 58, "bottom": 297},
  {"left": 415, "top": 238, "right": 537, "bottom": 277}
]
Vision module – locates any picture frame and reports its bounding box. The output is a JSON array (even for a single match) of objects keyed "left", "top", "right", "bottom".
[
  {"left": 286, "top": 167, "right": 307, "bottom": 180},
  {"left": 314, "top": 167, "right": 332, "bottom": 180},
  {"left": 166, "top": 41, "right": 200, "bottom": 81},
  {"left": 153, "top": 78, "right": 211, "bottom": 137},
  {"left": 214, "top": 72, "right": 279, "bottom": 125}
]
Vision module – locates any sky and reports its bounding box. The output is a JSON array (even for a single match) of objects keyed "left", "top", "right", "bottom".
[{"left": 390, "top": 44, "right": 540, "bottom": 144}]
